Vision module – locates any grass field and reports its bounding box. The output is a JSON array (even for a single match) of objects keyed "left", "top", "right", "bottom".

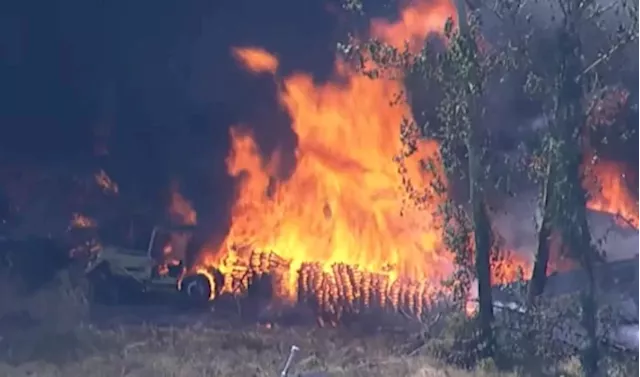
[
  {"left": 0, "top": 270, "right": 506, "bottom": 377},
  {"left": 0, "top": 321, "right": 524, "bottom": 377},
  {"left": 0, "top": 270, "right": 636, "bottom": 377}
]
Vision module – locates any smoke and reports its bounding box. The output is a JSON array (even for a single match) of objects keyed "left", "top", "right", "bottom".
[
  {"left": 0, "top": 1, "right": 344, "bottom": 239},
  {"left": 493, "top": 190, "right": 639, "bottom": 264},
  {"left": 476, "top": 0, "right": 638, "bottom": 147},
  {"left": 0, "top": 0, "right": 636, "bottom": 260},
  {"left": 469, "top": 0, "right": 639, "bottom": 264}
]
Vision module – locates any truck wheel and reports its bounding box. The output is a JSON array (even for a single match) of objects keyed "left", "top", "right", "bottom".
[{"left": 181, "top": 273, "right": 213, "bottom": 305}]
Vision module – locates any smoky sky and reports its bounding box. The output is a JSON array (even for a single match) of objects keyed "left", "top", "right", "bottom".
[
  {"left": 0, "top": 0, "right": 347, "bottom": 232},
  {"left": 0, "top": 0, "right": 637, "bottom": 238}
]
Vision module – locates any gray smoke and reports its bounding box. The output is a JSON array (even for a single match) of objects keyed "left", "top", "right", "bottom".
[{"left": 492, "top": 190, "right": 639, "bottom": 263}]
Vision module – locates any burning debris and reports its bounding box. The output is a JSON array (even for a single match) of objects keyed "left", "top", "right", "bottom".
[
  {"left": 186, "top": 0, "right": 531, "bottom": 318},
  {"left": 197, "top": 247, "right": 527, "bottom": 323},
  {"left": 67, "top": 213, "right": 101, "bottom": 258},
  {"left": 68, "top": 213, "right": 97, "bottom": 230},
  {"left": 584, "top": 157, "right": 639, "bottom": 229},
  {"left": 169, "top": 0, "right": 637, "bottom": 325},
  {"left": 94, "top": 169, "right": 119, "bottom": 196}
]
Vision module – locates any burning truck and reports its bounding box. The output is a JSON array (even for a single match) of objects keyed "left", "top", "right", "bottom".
[{"left": 84, "top": 225, "right": 218, "bottom": 305}]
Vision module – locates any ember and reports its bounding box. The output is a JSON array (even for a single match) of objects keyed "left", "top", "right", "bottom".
[
  {"left": 94, "top": 169, "right": 119, "bottom": 195},
  {"left": 69, "top": 213, "right": 96, "bottom": 229}
]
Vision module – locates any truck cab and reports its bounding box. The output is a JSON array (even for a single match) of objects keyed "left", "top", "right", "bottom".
[{"left": 86, "top": 225, "right": 206, "bottom": 303}]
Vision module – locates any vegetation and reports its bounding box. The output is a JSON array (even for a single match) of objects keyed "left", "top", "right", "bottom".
[
  {"left": 341, "top": 0, "right": 637, "bottom": 374},
  {"left": 0, "top": 273, "right": 637, "bottom": 377},
  {"left": 0, "top": 270, "right": 482, "bottom": 376}
]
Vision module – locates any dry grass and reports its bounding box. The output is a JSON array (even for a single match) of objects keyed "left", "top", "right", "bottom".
[
  {"left": 6, "top": 272, "right": 640, "bottom": 377},
  {"left": 0, "top": 323, "right": 520, "bottom": 377},
  {"left": 0, "top": 219, "right": 636, "bottom": 377},
  {"left": 0, "top": 270, "right": 635, "bottom": 377},
  {"left": 0, "top": 270, "right": 520, "bottom": 377}
]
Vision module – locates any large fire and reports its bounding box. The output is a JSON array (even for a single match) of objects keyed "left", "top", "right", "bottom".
[
  {"left": 182, "top": 0, "right": 637, "bottom": 319},
  {"left": 190, "top": 0, "right": 532, "bottom": 318},
  {"left": 9, "top": 0, "right": 625, "bottom": 322}
]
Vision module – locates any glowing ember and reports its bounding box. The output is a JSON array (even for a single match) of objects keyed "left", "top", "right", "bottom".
[
  {"left": 69, "top": 213, "right": 96, "bottom": 229},
  {"left": 95, "top": 169, "right": 119, "bottom": 195}
]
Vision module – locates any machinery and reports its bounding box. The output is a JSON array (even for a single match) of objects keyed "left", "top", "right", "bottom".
[{"left": 85, "top": 225, "right": 216, "bottom": 305}]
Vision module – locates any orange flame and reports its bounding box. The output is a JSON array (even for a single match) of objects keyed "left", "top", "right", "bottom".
[
  {"left": 585, "top": 158, "right": 639, "bottom": 229},
  {"left": 370, "top": 0, "right": 457, "bottom": 51},
  {"left": 195, "top": 0, "right": 531, "bottom": 314},
  {"left": 218, "top": 56, "right": 450, "bottom": 291},
  {"left": 69, "top": 213, "right": 96, "bottom": 229},
  {"left": 169, "top": 182, "right": 197, "bottom": 225},
  {"left": 231, "top": 47, "right": 279, "bottom": 75}
]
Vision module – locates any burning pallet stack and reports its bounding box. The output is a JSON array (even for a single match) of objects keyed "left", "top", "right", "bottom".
[
  {"left": 207, "top": 249, "right": 448, "bottom": 321},
  {"left": 296, "top": 262, "right": 443, "bottom": 319}
]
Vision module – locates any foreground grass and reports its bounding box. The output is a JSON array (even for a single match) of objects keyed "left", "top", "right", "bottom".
[
  {"left": 0, "top": 270, "right": 516, "bottom": 377},
  {"left": 0, "top": 271, "right": 636, "bottom": 377},
  {"left": 0, "top": 322, "right": 523, "bottom": 377}
]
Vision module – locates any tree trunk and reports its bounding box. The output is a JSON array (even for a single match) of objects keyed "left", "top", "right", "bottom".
[
  {"left": 528, "top": 163, "right": 553, "bottom": 301},
  {"left": 468, "top": 141, "right": 495, "bottom": 356},
  {"left": 580, "top": 250, "right": 599, "bottom": 377},
  {"left": 563, "top": 174, "right": 600, "bottom": 376},
  {"left": 555, "top": 20, "right": 600, "bottom": 373},
  {"left": 453, "top": 0, "right": 495, "bottom": 355},
  {"left": 572, "top": 179, "right": 600, "bottom": 377}
]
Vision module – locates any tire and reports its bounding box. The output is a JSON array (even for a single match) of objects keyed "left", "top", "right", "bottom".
[{"left": 181, "top": 273, "right": 213, "bottom": 305}]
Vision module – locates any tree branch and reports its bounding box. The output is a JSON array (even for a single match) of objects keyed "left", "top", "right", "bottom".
[
  {"left": 585, "top": 2, "right": 616, "bottom": 21},
  {"left": 578, "top": 33, "right": 639, "bottom": 79}
]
